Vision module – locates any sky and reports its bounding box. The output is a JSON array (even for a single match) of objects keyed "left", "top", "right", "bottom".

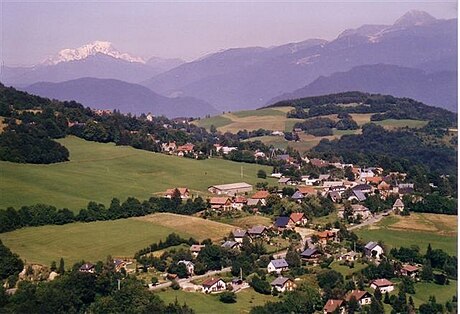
[{"left": 1, "top": 0, "right": 457, "bottom": 66}]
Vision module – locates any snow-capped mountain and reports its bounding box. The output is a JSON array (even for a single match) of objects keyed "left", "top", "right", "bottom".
[{"left": 43, "top": 41, "right": 145, "bottom": 65}]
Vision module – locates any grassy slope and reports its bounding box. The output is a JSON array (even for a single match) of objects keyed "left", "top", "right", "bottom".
[
  {"left": 0, "top": 136, "right": 274, "bottom": 211},
  {"left": 0, "top": 213, "right": 237, "bottom": 265},
  {"left": 156, "top": 288, "right": 275, "bottom": 314},
  {"left": 355, "top": 214, "right": 457, "bottom": 255}
]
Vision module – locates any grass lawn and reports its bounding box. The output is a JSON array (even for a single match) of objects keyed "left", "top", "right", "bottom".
[
  {"left": 0, "top": 213, "right": 237, "bottom": 265},
  {"left": 133, "top": 213, "right": 235, "bottom": 241},
  {"left": 193, "top": 115, "right": 233, "bottom": 130},
  {"left": 0, "top": 218, "right": 191, "bottom": 266},
  {"left": 373, "top": 119, "right": 428, "bottom": 129},
  {"left": 411, "top": 280, "right": 458, "bottom": 307},
  {"left": 156, "top": 288, "right": 275, "bottom": 313},
  {"left": 355, "top": 214, "right": 457, "bottom": 255},
  {"left": 0, "top": 136, "right": 274, "bottom": 211},
  {"left": 223, "top": 215, "right": 273, "bottom": 229},
  {"left": 193, "top": 108, "right": 302, "bottom": 134},
  {"left": 329, "top": 261, "right": 368, "bottom": 278}
]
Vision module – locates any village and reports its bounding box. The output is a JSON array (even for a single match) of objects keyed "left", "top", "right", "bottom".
[{"left": 68, "top": 155, "right": 435, "bottom": 314}]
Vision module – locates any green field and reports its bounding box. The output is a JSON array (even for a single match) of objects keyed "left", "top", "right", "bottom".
[
  {"left": 156, "top": 288, "right": 275, "bottom": 314},
  {"left": 0, "top": 136, "right": 274, "bottom": 210},
  {"left": 373, "top": 119, "right": 428, "bottom": 129},
  {"left": 0, "top": 219, "right": 190, "bottom": 266},
  {"left": 193, "top": 107, "right": 302, "bottom": 133},
  {"left": 0, "top": 212, "right": 237, "bottom": 266},
  {"left": 355, "top": 224, "right": 457, "bottom": 255}
]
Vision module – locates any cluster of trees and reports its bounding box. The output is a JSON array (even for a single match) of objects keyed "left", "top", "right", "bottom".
[
  {"left": 0, "top": 256, "right": 195, "bottom": 313},
  {"left": 405, "top": 192, "right": 457, "bottom": 215},
  {"left": 278, "top": 91, "right": 456, "bottom": 127},
  {"left": 293, "top": 115, "right": 358, "bottom": 137},
  {"left": 134, "top": 233, "right": 197, "bottom": 261},
  {"left": 0, "top": 241, "right": 24, "bottom": 284},
  {"left": 0, "top": 196, "right": 207, "bottom": 233},
  {"left": 312, "top": 124, "right": 457, "bottom": 183}
]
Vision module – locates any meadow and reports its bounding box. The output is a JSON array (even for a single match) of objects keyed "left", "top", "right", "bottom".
[
  {"left": 0, "top": 213, "right": 236, "bottom": 265},
  {"left": 193, "top": 107, "right": 303, "bottom": 133},
  {"left": 0, "top": 136, "right": 274, "bottom": 211},
  {"left": 156, "top": 288, "right": 275, "bottom": 314},
  {"left": 355, "top": 213, "right": 457, "bottom": 255}
]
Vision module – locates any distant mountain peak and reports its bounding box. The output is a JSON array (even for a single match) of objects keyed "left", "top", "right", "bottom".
[
  {"left": 43, "top": 41, "right": 146, "bottom": 65},
  {"left": 394, "top": 10, "right": 437, "bottom": 27}
]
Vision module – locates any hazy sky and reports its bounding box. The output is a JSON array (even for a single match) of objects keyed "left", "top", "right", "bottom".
[{"left": 1, "top": 0, "right": 457, "bottom": 66}]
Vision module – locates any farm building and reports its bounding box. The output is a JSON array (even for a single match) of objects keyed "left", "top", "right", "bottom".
[{"left": 208, "top": 182, "right": 253, "bottom": 196}]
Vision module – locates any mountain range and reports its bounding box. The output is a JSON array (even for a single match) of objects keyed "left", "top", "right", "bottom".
[
  {"left": 25, "top": 78, "right": 218, "bottom": 118},
  {"left": 1, "top": 10, "right": 457, "bottom": 116},
  {"left": 269, "top": 64, "right": 457, "bottom": 112}
]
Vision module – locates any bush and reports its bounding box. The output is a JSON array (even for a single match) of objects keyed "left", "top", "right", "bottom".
[
  {"left": 171, "top": 280, "right": 180, "bottom": 290},
  {"left": 257, "top": 170, "right": 267, "bottom": 179},
  {"left": 219, "top": 291, "right": 237, "bottom": 303}
]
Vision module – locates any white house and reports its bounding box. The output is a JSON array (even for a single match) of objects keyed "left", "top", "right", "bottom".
[
  {"left": 177, "top": 260, "right": 194, "bottom": 276},
  {"left": 345, "top": 290, "right": 372, "bottom": 306},
  {"left": 267, "top": 259, "right": 289, "bottom": 274},
  {"left": 270, "top": 276, "right": 296, "bottom": 292},
  {"left": 202, "top": 277, "right": 226, "bottom": 293},
  {"left": 364, "top": 242, "right": 384, "bottom": 259},
  {"left": 371, "top": 279, "right": 395, "bottom": 294}
]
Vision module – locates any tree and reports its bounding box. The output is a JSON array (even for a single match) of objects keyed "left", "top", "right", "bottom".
[
  {"left": 58, "top": 258, "right": 65, "bottom": 274},
  {"left": 219, "top": 291, "right": 237, "bottom": 303},
  {"left": 257, "top": 170, "right": 267, "bottom": 179},
  {"left": 369, "top": 297, "right": 384, "bottom": 314},
  {"left": 400, "top": 276, "right": 415, "bottom": 294},
  {"left": 383, "top": 292, "right": 391, "bottom": 304},
  {"left": 0, "top": 241, "right": 24, "bottom": 280},
  {"left": 250, "top": 275, "right": 271, "bottom": 295},
  {"left": 285, "top": 247, "right": 301, "bottom": 268},
  {"left": 420, "top": 260, "right": 434, "bottom": 281},
  {"left": 151, "top": 277, "right": 158, "bottom": 285},
  {"left": 347, "top": 296, "right": 359, "bottom": 314}
]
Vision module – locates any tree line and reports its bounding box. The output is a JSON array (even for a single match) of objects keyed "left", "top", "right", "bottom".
[{"left": 0, "top": 195, "right": 207, "bottom": 234}]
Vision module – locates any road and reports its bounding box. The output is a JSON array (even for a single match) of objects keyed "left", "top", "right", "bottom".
[
  {"left": 348, "top": 210, "right": 390, "bottom": 231},
  {"left": 149, "top": 267, "right": 232, "bottom": 291}
]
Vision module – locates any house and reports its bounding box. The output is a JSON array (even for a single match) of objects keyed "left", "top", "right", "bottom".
[
  {"left": 254, "top": 151, "right": 266, "bottom": 159},
  {"left": 329, "top": 191, "right": 342, "bottom": 203},
  {"left": 113, "top": 259, "right": 127, "bottom": 272},
  {"left": 221, "top": 241, "right": 240, "bottom": 250},
  {"left": 209, "top": 197, "right": 233, "bottom": 211},
  {"left": 221, "top": 146, "right": 238, "bottom": 155},
  {"left": 79, "top": 263, "right": 95, "bottom": 273},
  {"left": 248, "top": 225, "right": 268, "bottom": 238},
  {"left": 371, "top": 279, "right": 395, "bottom": 293},
  {"left": 202, "top": 277, "right": 226, "bottom": 293},
  {"left": 246, "top": 198, "right": 263, "bottom": 208},
  {"left": 393, "top": 199, "right": 405, "bottom": 213},
  {"left": 323, "top": 299, "right": 345, "bottom": 314},
  {"left": 296, "top": 186, "right": 318, "bottom": 197},
  {"left": 291, "top": 191, "right": 305, "bottom": 202},
  {"left": 272, "top": 131, "right": 285, "bottom": 136},
  {"left": 329, "top": 185, "right": 347, "bottom": 194},
  {"left": 232, "top": 229, "right": 247, "bottom": 243},
  {"left": 323, "top": 181, "right": 344, "bottom": 188},
  {"left": 317, "top": 230, "right": 339, "bottom": 245},
  {"left": 339, "top": 251, "right": 359, "bottom": 262},
  {"left": 251, "top": 190, "right": 271, "bottom": 206},
  {"left": 176, "top": 143, "right": 194, "bottom": 156},
  {"left": 276, "top": 154, "right": 294, "bottom": 163},
  {"left": 208, "top": 182, "right": 253, "bottom": 196},
  {"left": 318, "top": 174, "right": 331, "bottom": 181},
  {"left": 164, "top": 188, "right": 190, "bottom": 199},
  {"left": 353, "top": 184, "right": 373, "bottom": 194},
  {"left": 161, "top": 142, "right": 177, "bottom": 154},
  {"left": 378, "top": 181, "right": 391, "bottom": 192},
  {"left": 397, "top": 183, "right": 414, "bottom": 195},
  {"left": 364, "top": 242, "right": 384, "bottom": 259},
  {"left": 359, "top": 168, "right": 375, "bottom": 179},
  {"left": 270, "top": 276, "right": 296, "bottom": 292},
  {"left": 271, "top": 173, "right": 283, "bottom": 178},
  {"left": 300, "top": 247, "right": 321, "bottom": 262},
  {"left": 232, "top": 196, "right": 247, "bottom": 210},
  {"left": 348, "top": 190, "right": 367, "bottom": 202},
  {"left": 177, "top": 260, "right": 195, "bottom": 276},
  {"left": 365, "top": 176, "right": 383, "bottom": 185},
  {"left": 190, "top": 244, "right": 205, "bottom": 257},
  {"left": 289, "top": 212, "right": 307, "bottom": 226},
  {"left": 345, "top": 290, "right": 372, "bottom": 306},
  {"left": 338, "top": 204, "right": 371, "bottom": 221},
  {"left": 274, "top": 216, "right": 291, "bottom": 230},
  {"left": 310, "top": 158, "right": 329, "bottom": 168},
  {"left": 278, "top": 177, "right": 291, "bottom": 185},
  {"left": 267, "top": 259, "right": 289, "bottom": 274},
  {"left": 400, "top": 265, "right": 420, "bottom": 278},
  {"left": 301, "top": 176, "right": 319, "bottom": 186}
]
